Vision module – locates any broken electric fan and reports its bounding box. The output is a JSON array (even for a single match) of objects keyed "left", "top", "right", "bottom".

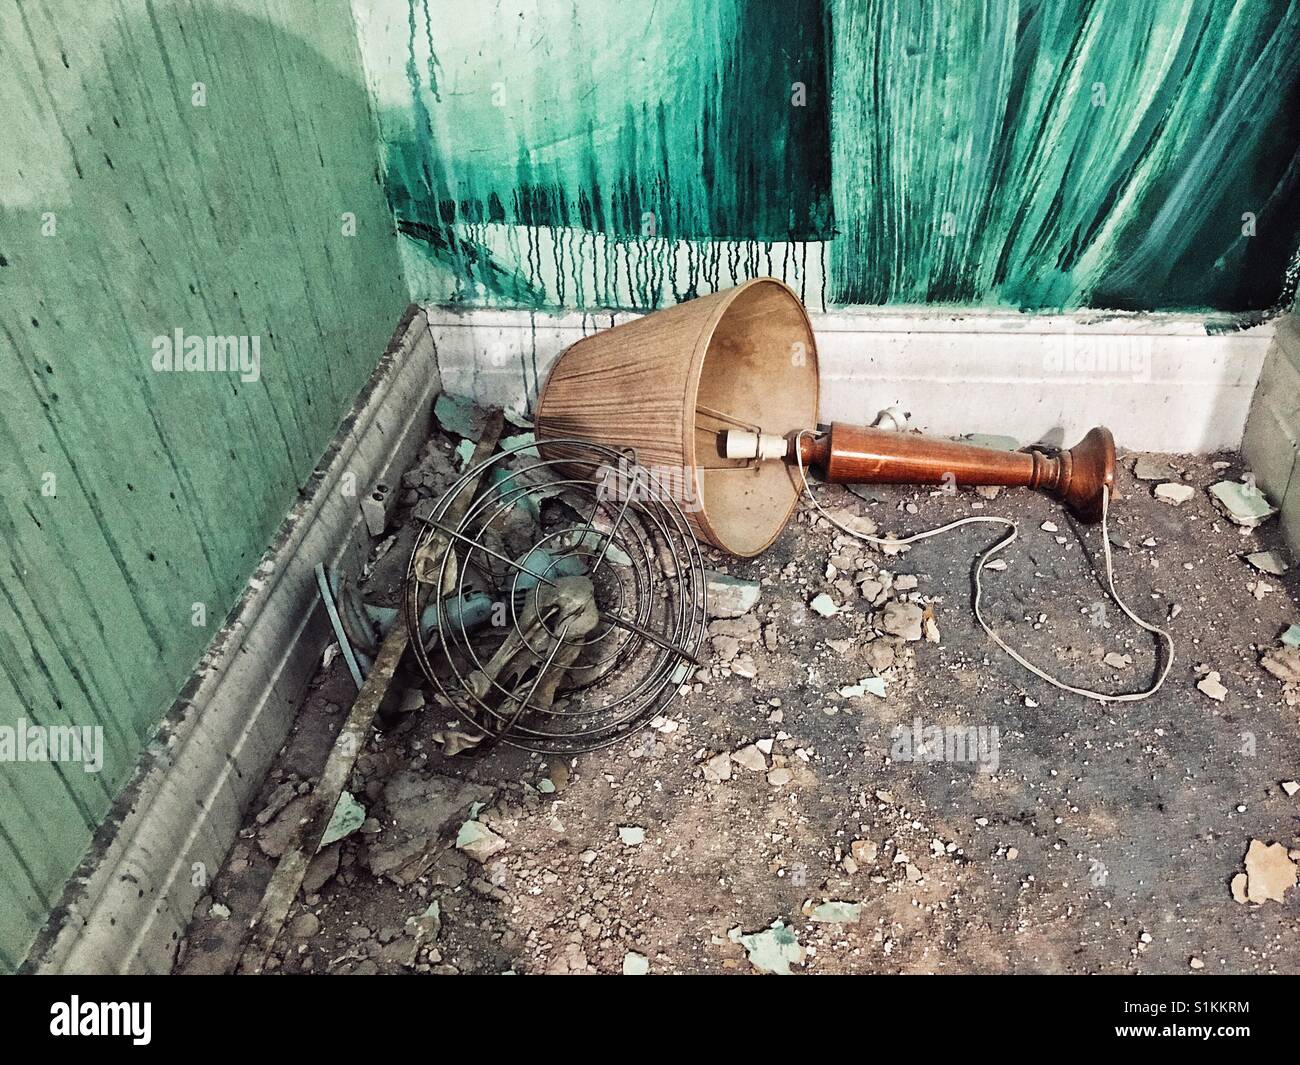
[{"left": 404, "top": 438, "right": 707, "bottom": 753}]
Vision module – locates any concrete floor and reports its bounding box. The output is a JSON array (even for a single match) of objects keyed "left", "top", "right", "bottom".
[{"left": 177, "top": 433, "right": 1300, "bottom": 975}]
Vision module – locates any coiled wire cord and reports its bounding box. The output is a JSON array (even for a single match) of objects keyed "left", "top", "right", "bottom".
[{"left": 793, "top": 430, "right": 1174, "bottom": 703}]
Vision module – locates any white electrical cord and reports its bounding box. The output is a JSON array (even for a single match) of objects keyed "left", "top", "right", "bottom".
[{"left": 793, "top": 430, "right": 1174, "bottom": 703}]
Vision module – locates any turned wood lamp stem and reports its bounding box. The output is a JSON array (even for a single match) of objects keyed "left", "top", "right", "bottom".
[{"left": 790, "top": 423, "right": 1116, "bottom": 524}]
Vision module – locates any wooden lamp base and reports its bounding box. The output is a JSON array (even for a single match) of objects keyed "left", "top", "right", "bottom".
[{"left": 792, "top": 424, "right": 1116, "bottom": 523}]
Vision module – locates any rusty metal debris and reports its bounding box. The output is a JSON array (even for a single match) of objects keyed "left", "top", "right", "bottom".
[{"left": 232, "top": 412, "right": 507, "bottom": 975}]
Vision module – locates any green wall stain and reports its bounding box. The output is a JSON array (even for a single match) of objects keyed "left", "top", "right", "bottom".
[
  {"left": 363, "top": 0, "right": 1300, "bottom": 314},
  {"left": 831, "top": 0, "right": 1300, "bottom": 312},
  {"left": 0, "top": 0, "right": 408, "bottom": 969},
  {"left": 362, "top": 0, "right": 831, "bottom": 309}
]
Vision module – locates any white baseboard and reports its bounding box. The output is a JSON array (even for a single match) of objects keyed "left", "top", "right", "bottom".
[
  {"left": 29, "top": 308, "right": 440, "bottom": 974},
  {"left": 424, "top": 304, "right": 1274, "bottom": 453}
]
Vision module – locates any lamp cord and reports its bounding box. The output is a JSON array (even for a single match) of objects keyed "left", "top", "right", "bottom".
[{"left": 792, "top": 430, "right": 1174, "bottom": 703}]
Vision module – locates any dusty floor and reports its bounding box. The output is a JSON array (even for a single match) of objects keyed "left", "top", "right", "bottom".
[{"left": 177, "top": 413, "right": 1300, "bottom": 975}]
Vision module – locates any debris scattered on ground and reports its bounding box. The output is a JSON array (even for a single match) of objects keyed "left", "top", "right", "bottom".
[
  {"left": 255, "top": 780, "right": 298, "bottom": 827},
  {"left": 805, "top": 900, "right": 862, "bottom": 923},
  {"left": 1196, "top": 671, "right": 1228, "bottom": 702},
  {"left": 922, "top": 611, "right": 940, "bottom": 643},
  {"left": 1261, "top": 646, "right": 1300, "bottom": 684},
  {"left": 731, "top": 921, "right": 804, "bottom": 975},
  {"left": 456, "top": 819, "right": 508, "bottom": 863},
  {"left": 431, "top": 729, "right": 483, "bottom": 756},
  {"left": 409, "top": 901, "right": 441, "bottom": 940},
  {"left": 845, "top": 484, "right": 888, "bottom": 504},
  {"left": 1154, "top": 482, "right": 1195, "bottom": 506},
  {"left": 434, "top": 392, "right": 488, "bottom": 440},
  {"left": 369, "top": 772, "right": 495, "bottom": 885},
  {"left": 881, "top": 601, "right": 924, "bottom": 641},
  {"left": 810, "top": 592, "right": 838, "bottom": 618},
  {"left": 257, "top": 795, "right": 311, "bottom": 858},
  {"left": 500, "top": 430, "right": 538, "bottom": 457},
  {"left": 303, "top": 845, "right": 340, "bottom": 894},
  {"left": 1245, "top": 550, "right": 1288, "bottom": 576},
  {"left": 851, "top": 839, "right": 878, "bottom": 865},
  {"left": 618, "top": 826, "right": 646, "bottom": 846},
  {"left": 705, "top": 571, "right": 761, "bottom": 618},
  {"left": 731, "top": 744, "right": 767, "bottom": 772},
  {"left": 1209, "top": 480, "right": 1277, "bottom": 528},
  {"left": 819, "top": 505, "right": 878, "bottom": 538},
  {"left": 322, "top": 791, "right": 366, "bottom": 847},
  {"left": 290, "top": 912, "right": 321, "bottom": 939},
  {"left": 1281, "top": 781, "right": 1299, "bottom": 798},
  {"left": 702, "top": 752, "right": 733, "bottom": 782},
  {"left": 839, "top": 676, "right": 887, "bottom": 699},
  {"left": 1250, "top": 580, "right": 1274, "bottom": 601},
  {"left": 502, "top": 407, "right": 532, "bottom": 430},
  {"left": 174, "top": 428, "right": 1300, "bottom": 976},
  {"left": 1233, "top": 840, "right": 1298, "bottom": 905},
  {"left": 1230, "top": 873, "right": 1249, "bottom": 904}
]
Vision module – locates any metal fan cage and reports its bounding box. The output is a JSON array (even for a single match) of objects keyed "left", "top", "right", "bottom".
[{"left": 404, "top": 438, "right": 707, "bottom": 753}]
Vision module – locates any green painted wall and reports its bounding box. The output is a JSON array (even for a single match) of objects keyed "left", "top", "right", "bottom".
[
  {"left": 0, "top": 0, "right": 407, "bottom": 969},
  {"left": 354, "top": 0, "right": 831, "bottom": 309},
  {"left": 360, "top": 0, "right": 1300, "bottom": 315},
  {"left": 831, "top": 0, "right": 1300, "bottom": 311}
]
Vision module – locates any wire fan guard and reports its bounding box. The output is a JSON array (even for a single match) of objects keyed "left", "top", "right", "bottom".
[{"left": 405, "top": 438, "right": 707, "bottom": 753}]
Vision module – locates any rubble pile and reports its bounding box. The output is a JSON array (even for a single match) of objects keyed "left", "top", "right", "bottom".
[{"left": 175, "top": 419, "right": 1300, "bottom": 976}]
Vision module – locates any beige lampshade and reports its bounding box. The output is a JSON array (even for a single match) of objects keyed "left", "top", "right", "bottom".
[{"left": 535, "top": 278, "right": 820, "bottom": 556}]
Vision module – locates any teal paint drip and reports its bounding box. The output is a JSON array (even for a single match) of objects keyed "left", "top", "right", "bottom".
[
  {"left": 830, "top": 0, "right": 1300, "bottom": 312},
  {"left": 372, "top": 0, "right": 1300, "bottom": 314}
]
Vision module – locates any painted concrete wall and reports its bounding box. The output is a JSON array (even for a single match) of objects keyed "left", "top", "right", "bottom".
[
  {"left": 356, "top": 0, "right": 1300, "bottom": 315},
  {"left": 0, "top": 0, "right": 408, "bottom": 969}
]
